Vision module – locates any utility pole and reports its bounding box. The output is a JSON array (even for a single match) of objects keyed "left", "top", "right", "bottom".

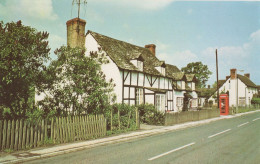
[{"left": 216, "top": 49, "right": 219, "bottom": 108}]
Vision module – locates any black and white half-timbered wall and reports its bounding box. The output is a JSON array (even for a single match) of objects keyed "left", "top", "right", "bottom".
[{"left": 84, "top": 30, "right": 198, "bottom": 112}]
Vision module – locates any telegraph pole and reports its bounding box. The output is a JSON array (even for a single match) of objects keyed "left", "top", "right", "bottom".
[{"left": 216, "top": 49, "right": 219, "bottom": 108}]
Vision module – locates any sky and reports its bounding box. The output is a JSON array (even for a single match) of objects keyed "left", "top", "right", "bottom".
[{"left": 1, "top": 0, "right": 260, "bottom": 86}]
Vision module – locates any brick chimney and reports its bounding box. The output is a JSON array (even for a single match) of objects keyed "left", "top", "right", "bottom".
[
  {"left": 244, "top": 73, "right": 250, "bottom": 79},
  {"left": 230, "top": 69, "right": 237, "bottom": 79},
  {"left": 66, "top": 18, "right": 86, "bottom": 48},
  {"left": 145, "top": 44, "right": 156, "bottom": 56},
  {"left": 226, "top": 76, "right": 229, "bottom": 80}
]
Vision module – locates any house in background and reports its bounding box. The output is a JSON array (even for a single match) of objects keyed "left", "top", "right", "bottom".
[
  {"left": 197, "top": 86, "right": 215, "bottom": 107},
  {"left": 208, "top": 69, "right": 258, "bottom": 107},
  {"left": 62, "top": 18, "right": 199, "bottom": 112}
]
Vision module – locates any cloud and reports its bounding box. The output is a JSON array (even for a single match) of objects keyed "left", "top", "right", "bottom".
[
  {"left": 200, "top": 28, "right": 260, "bottom": 84},
  {"left": 187, "top": 9, "right": 193, "bottom": 14},
  {"left": 91, "top": 0, "right": 174, "bottom": 10},
  {"left": 0, "top": 0, "right": 58, "bottom": 21},
  {"left": 157, "top": 50, "right": 199, "bottom": 68}
]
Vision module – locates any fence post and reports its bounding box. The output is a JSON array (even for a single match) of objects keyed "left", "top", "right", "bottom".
[
  {"left": 11, "top": 120, "right": 15, "bottom": 149},
  {"left": 127, "top": 111, "right": 131, "bottom": 128},
  {"left": 22, "top": 121, "right": 26, "bottom": 149},
  {"left": 111, "top": 108, "right": 113, "bottom": 131},
  {"left": 26, "top": 122, "right": 30, "bottom": 148},
  {"left": 2, "top": 120, "right": 7, "bottom": 150},
  {"left": 0, "top": 120, "right": 2, "bottom": 150},
  {"left": 6, "top": 120, "right": 11, "bottom": 149},
  {"left": 135, "top": 108, "right": 140, "bottom": 129},
  {"left": 14, "top": 120, "right": 19, "bottom": 150},
  {"left": 118, "top": 110, "right": 121, "bottom": 131},
  {"left": 41, "top": 120, "right": 44, "bottom": 143}
]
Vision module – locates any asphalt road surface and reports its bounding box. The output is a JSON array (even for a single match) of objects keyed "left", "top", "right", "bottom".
[{"left": 27, "top": 112, "right": 260, "bottom": 164}]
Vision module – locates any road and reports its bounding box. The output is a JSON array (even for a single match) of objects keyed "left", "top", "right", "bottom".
[{"left": 27, "top": 112, "right": 260, "bottom": 164}]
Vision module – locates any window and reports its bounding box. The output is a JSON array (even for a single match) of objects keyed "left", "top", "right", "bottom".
[
  {"left": 177, "top": 81, "right": 181, "bottom": 89},
  {"left": 239, "top": 97, "right": 246, "bottom": 106},
  {"left": 182, "top": 81, "right": 185, "bottom": 89},
  {"left": 161, "top": 67, "right": 165, "bottom": 76},
  {"left": 137, "top": 60, "right": 143, "bottom": 71},
  {"left": 192, "top": 82, "right": 195, "bottom": 90},
  {"left": 191, "top": 99, "right": 197, "bottom": 108},
  {"left": 177, "top": 97, "right": 183, "bottom": 107},
  {"left": 155, "top": 94, "right": 165, "bottom": 111},
  {"left": 136, "top": 88, "right": 144, "bottom": 105}
]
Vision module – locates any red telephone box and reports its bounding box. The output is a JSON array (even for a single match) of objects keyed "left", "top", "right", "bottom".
[{"left": 219, "top": 94, "right": 229, "bottom": 115}]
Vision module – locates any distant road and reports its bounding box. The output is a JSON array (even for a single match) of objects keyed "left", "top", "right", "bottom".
[{"left": 27, "top": 112, "right": 260, "bottom": 164}]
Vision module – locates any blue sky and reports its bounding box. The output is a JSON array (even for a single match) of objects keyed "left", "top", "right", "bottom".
[{"left": 1, "top": 0, "right": 260, "bottom": 86}]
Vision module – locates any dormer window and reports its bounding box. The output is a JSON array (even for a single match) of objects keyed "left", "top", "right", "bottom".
[
  {"left": 155, "top": 66, "right": 166, "bottom": 76},
  {"left": 131, "top": 59, "right": 143, "bottom": 71},
  {"left": 137, "top": 60, "right": 143, "bottom": 71},
  {"left": 161, "top": 67, "right": 165, "bottom": 76}
]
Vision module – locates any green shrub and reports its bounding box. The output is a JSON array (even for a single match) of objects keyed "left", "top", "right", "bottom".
[
  {"left": 105, "top": 103, "right": 136, "bottom": 131},
  {"left": 251, "top": 97, "right": 260, "bottom": 105},
  {"left": 137, "top": 104, "right": 165, "bottom": 125}
]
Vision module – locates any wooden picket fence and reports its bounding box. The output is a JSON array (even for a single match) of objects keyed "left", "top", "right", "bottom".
[{"left": 0, "top": 115, "right": 106, "bottom": 151}]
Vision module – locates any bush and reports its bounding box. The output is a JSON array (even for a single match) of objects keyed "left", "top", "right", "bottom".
[
  {"left": 137, "top": 104, "right": 165, "bottom": 125},
  {"left": 251, "top": 97, "right": 260, "bottom": 105},
  {"left": 105, "top": 104, "right": 136, "bottom": 132}
]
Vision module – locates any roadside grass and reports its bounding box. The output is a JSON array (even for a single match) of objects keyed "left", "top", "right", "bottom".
[
  {"left": 228, "top": 105, "right": 260, "bottom": 115},
  {"left": 238, "top": 107, "right": 259, "bottom": 113}
]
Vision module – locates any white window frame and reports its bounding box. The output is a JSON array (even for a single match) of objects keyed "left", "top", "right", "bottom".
[
  {"left": 161, "top": 67, "right": 165, "bottom": 76},
  {"left": 155, "top": 94, "right": 165, "bottom": 111},
  {"left": 137, "top": 60, "right": 143, "bottom": 71},
  {"left": 191, "top": 99, "right": 197, "bottom": 108},
  {"left": 177, "top": 97, "right": 183, "bottom": 107},
  {"left": 136, "top": 88, "right": 144, "bottom": 105}
]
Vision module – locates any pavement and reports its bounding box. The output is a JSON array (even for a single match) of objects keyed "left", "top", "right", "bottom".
[{"left": 0, "top": 109, "right": 259, "bottom": 164}]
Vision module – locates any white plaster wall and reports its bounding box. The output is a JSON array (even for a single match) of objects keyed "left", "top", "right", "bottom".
[
  {"left": 85, "top": 34, "right": 122, "bottom": 103},
  {"left": 144, "top": 75, "right": 150, "bottom": 87},
  {"left": 145, "top": 95, "right": 154, "bottom": 104},
  {"left": 138, "top": 73, "right": 144, "bottom": 86},
  {"left": 160, "top": 78, "right": 164, "bottom": 89},
  {"left": 153, "top": 77, "right": 158, "bottom": 88},
  {"left": 132, "top": 72, "right": 138, "bottom": 86}
]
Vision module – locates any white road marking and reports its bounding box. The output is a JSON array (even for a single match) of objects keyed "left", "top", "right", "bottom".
[
  {"left": 148, "top": 142, "right": 195, "bottom": 161},
  {"left": 253, "top": 118, "right": 260, "bottom": 122},
  {"left": 208, "top": 129, "right": 231, "bottom": 138},
  {"left": 237, "top": 122, "right": 249, "bottom": 127}
]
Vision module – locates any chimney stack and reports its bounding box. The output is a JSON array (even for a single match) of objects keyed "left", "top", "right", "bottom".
[
  {"left": 66, "top": 18, "right": 86, "bottom": 48},
  {"left": 244, "top": 73, "right": 250, "bottom": 79},
  {"left": 230, "top": 68, "right": 237, "bottom": 79},
  {"left": 145, "top": 44, "right": 156, "bottom": 56},
  {"left": 226, "top": 76, "right": 229, "bottom": 80}
]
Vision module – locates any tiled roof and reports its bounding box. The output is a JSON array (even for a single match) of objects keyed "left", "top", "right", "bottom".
[
  {"left": 237, "top": 74, "right": 257, "bottom": 88},
  {"left": 88, "top": 30, "right": 163, "bottom": 76},
  {"left": 197, "top": 88, "right": 215, "bottom": 97},
  {"left": 185, "top": 74, "right": 196, "bottom": 82}
]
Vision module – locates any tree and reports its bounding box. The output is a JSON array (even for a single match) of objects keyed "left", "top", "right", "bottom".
[
  {"left": 181, "top": 62, "right": 212, "bottom": 88},
  {"left": 0, "top": 21, "right": 50, "bottom": 118},
  {"left": 37, "top": 46, "right": 115, "bottom": 116}
]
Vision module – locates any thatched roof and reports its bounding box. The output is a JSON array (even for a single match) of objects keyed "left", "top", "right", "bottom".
[{"left": 88, "top": 30, "right": 163, "bottom": 76}]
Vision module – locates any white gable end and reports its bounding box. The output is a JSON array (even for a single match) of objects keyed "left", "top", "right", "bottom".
[{"left": 85, "top": 33, "right": 123, "bottom": 103}]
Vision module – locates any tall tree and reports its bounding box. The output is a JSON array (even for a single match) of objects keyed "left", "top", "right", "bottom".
[
  {"left": 0, "top": 21, "right": 50, "bottom": 118},
  {"left": 181, "top": 62, "right": 212, "bottom": 88},
  {"left": 37, "top": 46, "right": 115, "bottom": 116}
]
